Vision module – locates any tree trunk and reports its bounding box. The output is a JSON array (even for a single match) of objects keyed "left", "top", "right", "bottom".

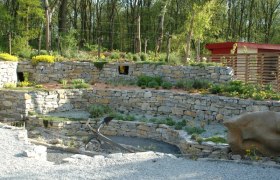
[
  {"left": 155, "top": 0, "right": 169, "bottom": 56},
  {"left": 44, "top": 0, "right": 50, "bottom": 51},
  {"left": 135, "top": 15, "right": 141, "bottom": 53},
  {"left": 185, "top": 11, "right": 195, "bottom": 63},
  {"left": 58, "top": 0, "right": 68, "bottom": 34}
]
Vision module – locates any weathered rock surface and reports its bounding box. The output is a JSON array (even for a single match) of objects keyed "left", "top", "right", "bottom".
[{"left": 224, "top": 111, "right": 280, "bottom": 156}]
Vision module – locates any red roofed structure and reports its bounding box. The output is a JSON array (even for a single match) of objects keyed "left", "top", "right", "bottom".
[{"left": 206, "top": 42, "right": 280, "bottom": 54}]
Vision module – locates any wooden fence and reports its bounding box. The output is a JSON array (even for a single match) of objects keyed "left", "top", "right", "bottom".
[{"left": 203, "top": 53, "right": 280, "bottom": 91}]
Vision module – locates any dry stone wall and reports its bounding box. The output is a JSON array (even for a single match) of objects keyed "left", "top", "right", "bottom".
[
  {"left": 0, "top": 61, "right": 17, "bottom": 88},
  {"left": 17, "top": 61, "right": 233, "bottom": 84},
  {"left": 1, "top": 88, "right": 280, "bottom": 122}
]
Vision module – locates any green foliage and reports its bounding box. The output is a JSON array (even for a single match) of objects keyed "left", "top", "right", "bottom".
[
  {"left": 175, "top": 79, "right": 211, "bottom": 90},
  {"left": 17, "top": 81, "right": 32, "bottom": 87},
  {"left": 165, "top": 117, "right": 175, "bottom": 126},
  {"left": 161, "top": 82, "right": 173, "bottom": 89},
  {"left": 185, "top": 126, "right": 205, "bottom": 135},
  {"left": 132, "top": 54, "right": 140, "bottom": 61},
  {"left": 147, "top": 80, "right": 159, "bottom": 88},
  {"left": 110, "top": 52, "right": 121, "bottom": 59},
  {"left": 137, "top": 75, "right": 164, "bottom": 88},
  {"left": 31, "top": 55, "right": 55, "bottom": 65},
  {"left": 0, "top": 53, "right": 18, "bottom": 61},
  {"left": 71, "top": 79, "right": 90, "bottom": 89},
  {"left": 60, "top": 29, "right": 79, "bottom": 56},
  {"left": 35, "top": 84, "right": 43, "bottom": 88},
  {"left": 140, "top": 53, "right": 148, "bottom": 61},
  {"left": 93, "top": 61, "right": 108, "bottom": 70},
  {"left": 174, "top": 120, "right": 187, "bottom": 130},
  {"left": 88, "top": 104, "right": 112, "bottom": 118},
  {"left": 3, "top": 83, "right": 17, "bottom": 88}
]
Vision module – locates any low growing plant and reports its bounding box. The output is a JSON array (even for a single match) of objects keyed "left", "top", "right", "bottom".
[
  {"left": 185, "top": 126, "right": 205, "bottom": 135},
  {"left": 3, "top": 83, "right": 17, "bottom": 88},
  {"left": 203, "top": 136, "right": 227, "bottom": 144},
  {"left": 31, "top": 55, "right": 55, "bottom": 65},
  {"left": 0, "top": 53, "right": 18, "bottom": 61},
  {"left": 88, "top": 104, "right": 112, "bottom": 118}
]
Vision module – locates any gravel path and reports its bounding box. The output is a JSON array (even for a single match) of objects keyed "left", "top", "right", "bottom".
[{"left": 1, "top": 125, "right": 280, "bottom": 180}]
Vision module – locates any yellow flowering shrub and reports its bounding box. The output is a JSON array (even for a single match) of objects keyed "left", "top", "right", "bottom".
[
  {"left": 31, "top": 55, "right": 55, "bottom": 65},
  {"left": 0, "top": 53, "right": 18, "bottom": 62}
]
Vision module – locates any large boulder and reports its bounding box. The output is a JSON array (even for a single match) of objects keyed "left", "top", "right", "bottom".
[{"left": 224, "top": 111, "right": 280, "bottom": 156}]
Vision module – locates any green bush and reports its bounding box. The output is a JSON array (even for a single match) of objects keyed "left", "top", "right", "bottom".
[
  {"left": 140, "top": 53, "right": 148, "bottom": 61},
  {"left": 17, "top": 81, "right": 32, "bottom": 87},
  {"left": 209, "top": 84, "right": 222, "bottom": 94},
  {"left": 162, "top": 82, "right": 173, "bottom": 89},
  {"left": 192, "top": 79, "right": 211, "bottom": 89},
  {"left": 174, "top": 120, "right": 187, "bottom": 130},
  {"left": 88, "top": 105, "right": 112, "bottom": 118},
  {"left": 133, "top": 54, "right": 140, "bottom": 61},
  {"left": 31, "top": 55, "right": 55, "bottom": 65},
  {"left": 93, "top": 61, "right": 108, "bottom": 70},
  {"left": 165, "top": 117, "right": 175, "bottom": 126},
  {"left": 110, "top": 52, "right": 121, "bottom": 59},
  {"left": 70, "top": 79, "right": 90, "bottom": 89},
  {"left": 147, "top": 80, "right": 159, "bottom": 88},
  {"left": 185, "top": 126, "right": 205, "bottom": 135},
  {"left": 3, "top": 83, "right": 17, "bottom": 88},
  {"left": 0, "top": 53, "right": 18, "bottom": 62}
]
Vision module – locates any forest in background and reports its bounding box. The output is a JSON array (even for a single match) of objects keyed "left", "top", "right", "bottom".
[{"left": 0, "top": 0, "right": 280, "bottom": 62}]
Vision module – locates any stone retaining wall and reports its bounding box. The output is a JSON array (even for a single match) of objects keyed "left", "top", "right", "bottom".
[
  {"left": 27, "top": 117, "right": 229, "bottom": 158},
  {"left": 2, "top": 88, "right": 280, "bottom": 122},
  {"left": 17, "top": 61, "right": 233, "bottom": 84},
  {"left": 0, "top": 61, "right": 17, "bottom": 88}
]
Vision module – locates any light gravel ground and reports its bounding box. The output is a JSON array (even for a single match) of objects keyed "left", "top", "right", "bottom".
[{"left": 1, "top": 125, "right": 280, "bottom": 180}]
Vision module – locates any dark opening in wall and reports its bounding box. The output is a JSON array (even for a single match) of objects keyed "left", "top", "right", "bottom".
[
  {"left": 17, "top": 72, "right": 24, "bottom": 82},
  {"left": 118, "top": 65, "right": 129, "bottom": 75}
]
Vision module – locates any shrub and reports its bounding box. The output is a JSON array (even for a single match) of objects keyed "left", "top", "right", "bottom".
[
  {"left": 71, "top": 79, "right": 90, "bottom": 89},
  {"left": 88, "top": 104, "right": 112, "bottom": 118},
  {"left": 35, "top": 84, "right": 43, "bottom": 88},
  {"left": 93, "top": 61, "right": 108, "bottom": 70},
  {"left": 125, "top": 53, "right": 133, "bottom": 60},
  {"left": 162, "top": 82, "right": 173, "bottom": 89},
  {"left": 147, "top": 80, "right": 159, "bottom": 88},
  {"left": 3, "top": 83, "right": 17, "bottom": 88},
  {"left": 209, "top": 84, "right": 222, "bottom": 94},
  {"left": 132, "top": 54, "right": 140, "bottom": 61},
  {"left": 192, "top": 79, "right": 211, "bottom": 89},
  {"left": 174, "top": 120, "right": 187, "bottom": 130},
  {"left": 185, "top": 126, "right": 205, "bottom": 135},
  {"left": 31, "top": 55, "right": 55, "bottom": 65},
  {"left": 17, "top": 81, "right": 32, "bottom": 87},
  {"left": 110, "top": 52, "right": 121, "bottom": 59},
  {"left": 140, "top": 53, "right": 148, "bottom": 61},
  {"left": 0, "top": 53, "right": 18, "bottom": 62},
  {"left": 165, "top": 117, "right": 175, "bottom": 126}
]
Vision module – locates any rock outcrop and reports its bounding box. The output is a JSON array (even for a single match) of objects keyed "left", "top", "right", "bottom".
[{"left": 224, "top": 111, "right": 280, "bottom": 156}]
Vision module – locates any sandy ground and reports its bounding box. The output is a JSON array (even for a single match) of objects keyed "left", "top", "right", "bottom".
[{"left": 1, "top": 124, "right": 280, "bottom": 180}]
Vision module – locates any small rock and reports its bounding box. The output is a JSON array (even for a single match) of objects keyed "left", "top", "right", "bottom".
[
  {"left": 231, "top": 154, "right": 241, "bottom": 160},
  {"left": 47, "top": 139, "right": 63, "bottom": 145}
]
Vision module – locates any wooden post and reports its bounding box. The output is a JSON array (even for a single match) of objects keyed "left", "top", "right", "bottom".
[
  {"left": 245, "top": 54, "right": 249, "bottom": 84},
  {"left": 277, "top": 54, "right": 280, "bottom": 91}
]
